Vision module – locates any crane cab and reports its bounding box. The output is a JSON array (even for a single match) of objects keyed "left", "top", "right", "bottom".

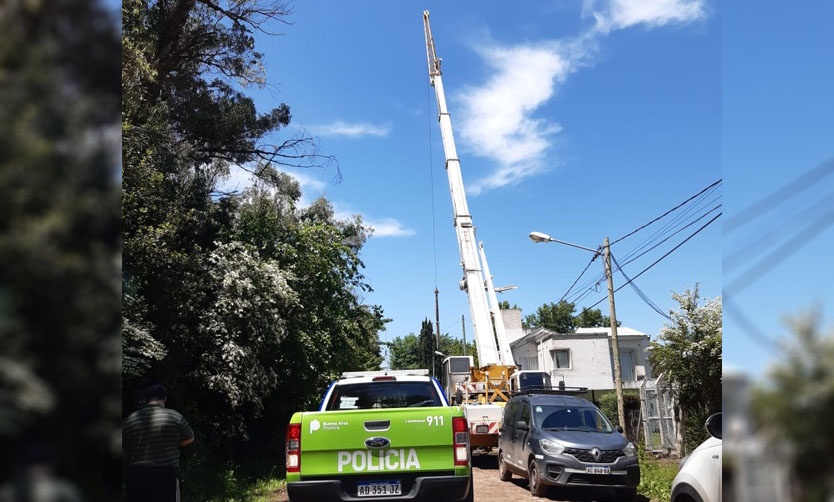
[{"left": 508, "top": 370, "right": 553, "bottom": 393}]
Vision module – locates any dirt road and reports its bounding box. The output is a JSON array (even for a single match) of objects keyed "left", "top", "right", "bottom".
[{"left": 471, "top": 454, "right": 646, "bottom": 502}]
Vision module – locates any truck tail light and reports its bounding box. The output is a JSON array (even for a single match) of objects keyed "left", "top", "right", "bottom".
[
  {"left": 452, "top": 416, "right": 469, "bottom": 466},
  {"left": 286, "top": 422, "right": 301, "bottom": 473}
]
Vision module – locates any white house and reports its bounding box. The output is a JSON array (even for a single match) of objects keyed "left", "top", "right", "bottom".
[{"left": 508, "top": 323, "right": 653, "bottom": 393}]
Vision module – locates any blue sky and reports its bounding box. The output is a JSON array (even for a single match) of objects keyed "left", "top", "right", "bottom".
[
  {"left": 722, "top": 0, "right": 834, "bottom": 378},
  {"left": 224, "top": 0, "right": 725, "bottom": 368}
]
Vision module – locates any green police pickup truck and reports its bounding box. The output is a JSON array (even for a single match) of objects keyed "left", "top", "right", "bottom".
[{"left": 285, "top": 370, "right": 473, "bottom": 502}]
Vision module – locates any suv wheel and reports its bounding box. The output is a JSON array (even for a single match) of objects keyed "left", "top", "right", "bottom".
[
  {"left": 528, "top": 459, "right": 547, "bottom": 497},
  {"left": 498, "top": 451, "right": 512, "bottom": 481}
]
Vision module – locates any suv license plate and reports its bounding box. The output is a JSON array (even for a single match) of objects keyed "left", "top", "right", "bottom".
[
  {"left": 586, "top": 466, "right": 610, "bottom": 475},
  {"left": 357, "top": 481, "right": 402, "bottom": 497}
]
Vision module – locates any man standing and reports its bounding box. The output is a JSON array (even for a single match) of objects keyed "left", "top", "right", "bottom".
[{"left": 123, "top": 384, "right": 194, "bottom": 502}]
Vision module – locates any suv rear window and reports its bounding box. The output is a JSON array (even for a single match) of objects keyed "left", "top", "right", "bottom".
[
  {"left": 532, "top": 404, "right": 614, "bottom": 433},
  {"left": 324, "top": 381, "right": 442, "bottom": 410}
]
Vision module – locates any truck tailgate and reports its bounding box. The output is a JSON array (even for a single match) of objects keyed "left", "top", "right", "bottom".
[{"left": 299, "top": 407, "right": 456, "bottom": 476}]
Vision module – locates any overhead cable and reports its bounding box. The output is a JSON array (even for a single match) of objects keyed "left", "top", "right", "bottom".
[
  {"left": 611, "top": 179, "right": 721, "bottom": 246},
  {"left": 587, "top": 212, "right": 722, "bottom": 310},
  {"left": 558, "top": 253, "right": 600, "bottom": 304},
  {"left": 724, "top": 297, "right": 778, "bottom": 352},
  {"left": 724, "top": 208, "right": 834, "bottom": 297},
  {"left": 610, "top": 253, "right": 673, "bottom": 321},
  {"left": 724, "top": 159, "right": 834, "bottom": 233}
]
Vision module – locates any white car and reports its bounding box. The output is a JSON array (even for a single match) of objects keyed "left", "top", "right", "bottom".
[{"left": 670, "top": 413, "right": 722, "bottom": 502}]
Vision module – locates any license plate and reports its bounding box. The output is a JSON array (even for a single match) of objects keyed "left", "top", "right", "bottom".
[
  {"left": 475, "top": 424, "right": 489, "bottom": 434},
  {"left": 586, "top": 465, "right": 610, "bottom": 474},
  {"left": 357, "top": 481, "right": 402, "bottom": 497}
]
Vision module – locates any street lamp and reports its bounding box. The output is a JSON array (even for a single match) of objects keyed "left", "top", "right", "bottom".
[{"left": 529, "top": 231, "right": 627, "bottom": 433}]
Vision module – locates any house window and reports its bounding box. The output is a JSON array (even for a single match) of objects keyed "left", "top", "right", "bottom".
[
  {"left": 518, "top": 356, "right": 538, "bottom": 371},
  {"left": 619, "top": 351, "right": 635, "bottom": 381},
  {"left": 552, "top": 349, "right": 570, "bottom": 369}
]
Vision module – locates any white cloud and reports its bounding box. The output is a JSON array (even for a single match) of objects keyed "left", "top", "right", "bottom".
[
  {"left": 215, "top": 165, "right": 328, "bottom": 197},
  {"left": 457, "top": 41, "right": 586, "bottom": 194},
  {"left": 456, "top": 0, "right": 707, "bottom": 194},
  {"left": 288, "top": 170, "right": 328, "bottom": 198},
  {"left": 591, "top": 0, "right": 706, "bottom": 32},
  {"left": 309, "top": 121, "right": 391, "bottom": 138},
  {"left": 364, "top": 218, "right": 416, "bottom": 238},
  {"left": 215, "top": 165, "right": 256, "bottom": 194},
  {"left": 333, "top": 207, "right": 414, "bottom": 238}
]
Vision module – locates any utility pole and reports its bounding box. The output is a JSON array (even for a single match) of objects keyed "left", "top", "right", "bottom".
[
  {"left": 461, "top": 314, "right": 467, "bottom": 356},
  {"left": 434, "top": 288, "right": 440, "bottom": 377},
  {"left": 603, "top": 237, "right": 626, "bottom": 433}
]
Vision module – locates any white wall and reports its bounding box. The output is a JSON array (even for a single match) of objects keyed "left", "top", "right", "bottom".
[
  {"left": 510, "top": 328, "right": 652, "bottom": 391},
  {"left": 500, "top": 308, "right": 526, "bottom": 344}
]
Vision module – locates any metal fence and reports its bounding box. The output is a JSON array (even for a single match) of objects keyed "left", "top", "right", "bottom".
[{"left": 639, "top": 374, "right": 678, "bottom": 455}]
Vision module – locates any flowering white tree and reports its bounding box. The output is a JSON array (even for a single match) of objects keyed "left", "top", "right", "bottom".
[
  {"left": 751, "top": 311, "right": 834, "bottom": 502},
  {"left": 193, "top": 241, "right": 297, "bottom": 439},
  {"left": 649, "top": 286, "right": 721, "bottom": 453}
]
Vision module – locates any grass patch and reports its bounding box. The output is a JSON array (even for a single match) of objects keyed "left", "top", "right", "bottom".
[
  {"left": 637, "top": 454, "right": 679, "bottom": 502},
  {"left": 179, "top": 451, "right": 286, "bottom": 501}
]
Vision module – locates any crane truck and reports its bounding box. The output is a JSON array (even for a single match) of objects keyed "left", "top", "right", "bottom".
[{"left": 422, "top": 11, "right": 553, "bottom": 454}]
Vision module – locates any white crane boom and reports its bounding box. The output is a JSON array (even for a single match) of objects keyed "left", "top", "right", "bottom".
[
  {"left": 423, "top": 10, "right": 511, "bottom": 369},
  {"left": 479, "top": 242, "right": 515, "bottom": 365}
]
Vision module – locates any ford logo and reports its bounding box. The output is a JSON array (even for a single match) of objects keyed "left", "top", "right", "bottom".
[{"left": 364, "top": 437, "right": 391, "bottom": 449}]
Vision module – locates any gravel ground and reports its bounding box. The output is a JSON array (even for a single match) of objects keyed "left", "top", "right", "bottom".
[
  {"left": 274, "top": 453, "right": 648, "bottom": 502},
  {"left": 471, "top": 454, "right": 647, "bottom": 502}
]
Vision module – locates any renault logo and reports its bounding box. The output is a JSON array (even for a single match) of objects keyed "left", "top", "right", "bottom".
[
  {"left": 365, "top": 437, "right": 391, "bottom": 449},
  {"left": 590, "top": 447, "right": 602, "bottom": 462}
]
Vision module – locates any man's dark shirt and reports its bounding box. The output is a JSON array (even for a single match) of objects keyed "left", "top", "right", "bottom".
[{"left": 123, "top": 404, "right": 194, "bottom": 469}]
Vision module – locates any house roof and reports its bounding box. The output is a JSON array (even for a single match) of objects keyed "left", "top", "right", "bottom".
[{"left": 510, "top": 325, "right": 649, "bottom": 348}]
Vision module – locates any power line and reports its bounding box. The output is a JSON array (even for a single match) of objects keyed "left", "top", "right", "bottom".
[
  {"left": 620, "top": 204, "right": 721, "bottom": 269},
  {"left": 587, "top": 212, "right": 722, "bottom": 310},
  {"left": 563, "top": 201, "right": 719, "bottom": 306},
  {"left": 563, "top": 186, "right": 720, "bottom": 304},
  {"left": 611, "top": 179, "right": 721, "bottom": 246},
  {"left": 724, "top": 159, "right": 834, "bottom": 233},
  {"left": 619, "top": 191, "right": 721, "bottom": 265},
  {"left": 724, "top": 194, "right": 833, "bottom": 272},
  {"left": 558, "top": 253, "right": 600, "bottom": 303},
  {"left": 724, "top": 208, "right": 834, "bottom": 297},
  {"left": 724, "top": 297, "right": 778, "bottom": 352},
  {"left": 610, "top": 253, "right": 672, "bottom": 321}
]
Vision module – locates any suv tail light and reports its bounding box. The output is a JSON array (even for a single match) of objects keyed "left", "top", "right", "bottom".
[
  {"left": 452, "top": 416, "right": 469, "bottom": 466},
  {"left": 286, "top": 422, "right": 301, "bottom": 473}
]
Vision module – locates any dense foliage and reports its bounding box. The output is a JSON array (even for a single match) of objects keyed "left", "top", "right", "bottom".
[
  {"left": 389, "top": 323, "right": 477, "bottom": 377},
  {"left": 0, "top": 0, "right": 121, "bottom": 498},
  {"left": 648, "top": 286, "right": 721, "bottom": 454},
  {"left": 122, "top": 0, "right": 385, "bottom": 465},
  {"left": 523, "top": 300, "right": 612, "bottom": 332},
  {"left": 751, "top": 311, "right": 834, "bottom": 502}
]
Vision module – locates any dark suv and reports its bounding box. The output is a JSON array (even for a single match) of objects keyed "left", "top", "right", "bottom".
[{"left": 497, "top": 390, "right": 640, "bottom": 500}]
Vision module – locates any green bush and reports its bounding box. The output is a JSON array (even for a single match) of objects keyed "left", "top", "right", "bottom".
[
  {"left": 637, "top": 443, "right": 679, "bottom": 502},
  {"left": 598, "top": 392, "right": 618, "bottom": 423}
]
